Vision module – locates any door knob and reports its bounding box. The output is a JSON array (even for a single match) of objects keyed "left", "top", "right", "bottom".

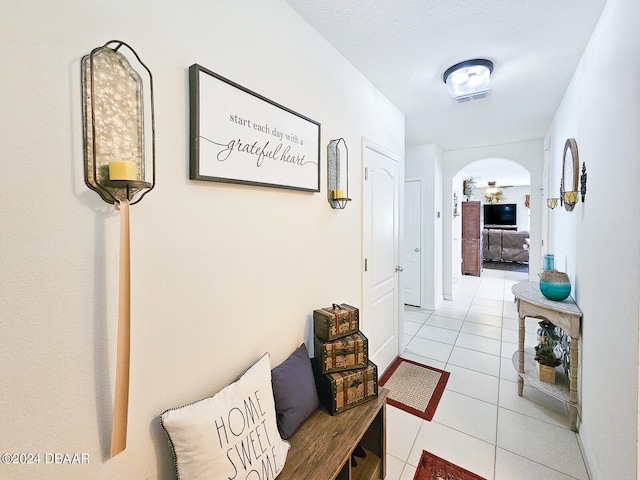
[
  {"left": 414, "top": 248, "right": 420, "bottom": 252},
  {"left": 395, "top": 266, "right": 404, "bottom": 272}
]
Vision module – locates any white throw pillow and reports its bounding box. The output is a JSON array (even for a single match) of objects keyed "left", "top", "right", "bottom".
[{"left": 161, "top": 353, "right": 290, "bottom": 479}]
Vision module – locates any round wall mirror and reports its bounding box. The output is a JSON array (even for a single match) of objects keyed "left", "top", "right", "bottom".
[{"left": 561, "top": 138, "right": 579, "bottom": 211}]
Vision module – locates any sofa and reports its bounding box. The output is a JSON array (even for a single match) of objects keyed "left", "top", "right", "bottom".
[{"left": 482, "top": 229, "right": 529, "bottom": 263}]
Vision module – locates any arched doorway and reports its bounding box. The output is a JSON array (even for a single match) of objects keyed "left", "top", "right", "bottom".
[
  {"left": 453, "top": 158, "right": 531, "bottom": 282},
  {"left": 441, "top": 141, "right": 543, "bottom": 302}
]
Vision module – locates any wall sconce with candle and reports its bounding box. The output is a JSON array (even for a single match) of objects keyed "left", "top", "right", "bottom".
[
  {"left": 82, "top": 40, "right": 155, "bottom": 204},
  {"left": 327, "top": 138, "right": 351, "bottom": 209},
  {"left": 562, "top": 190, "right": 579, "bottom": 209},
  {"left": 547, "top": 197, "right": 559, "bottom": 209},
  {"left": 549, "top": 139, "right": 587, "bottom": 212},
  {"left": 81, "top": 40, "right": 155, "bottom": 457}
]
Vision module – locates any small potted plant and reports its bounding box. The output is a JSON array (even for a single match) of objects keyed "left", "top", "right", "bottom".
[
  {"left": 534, "top": 320, "right": 562, "bottom": 383},
  {"left": 463, "top": 176, "right": 477, "bottom": 201}
]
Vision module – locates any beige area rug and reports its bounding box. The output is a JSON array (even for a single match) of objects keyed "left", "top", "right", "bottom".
[{"left": 378, "top": 357, "right": 450, "bottom": 421}]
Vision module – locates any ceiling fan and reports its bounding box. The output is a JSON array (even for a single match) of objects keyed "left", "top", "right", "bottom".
[{"left": 486, "top": 180, "right": 513, "bottom": 190}]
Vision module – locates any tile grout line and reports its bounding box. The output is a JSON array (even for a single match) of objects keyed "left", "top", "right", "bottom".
[
  {"left": 492, "top": 279, "right": 508, "bottom": 480},
  {"left": 474, "top": 268, "right": 505, "bottom": 480},
  {"left": 402, "top": 268, "right": 589, "bottom": 480},
  {"left": 444, "top": 286, "right": 474, "bottom": 369}
]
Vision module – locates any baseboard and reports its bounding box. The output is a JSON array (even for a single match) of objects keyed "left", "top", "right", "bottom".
[{"left": 578, "top": 428, "right": 601, "bottom": 480}]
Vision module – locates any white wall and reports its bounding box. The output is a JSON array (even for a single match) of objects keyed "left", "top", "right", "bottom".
[
  {"left": 545, "top": 0, "right": 640, "bottom": 477},
  {"left": 0, "top": 1, "right": 404, "bottom": 479},
  {"left": 405, "top": 145, "right": 443, "bottom": 309},
  {"left": 452, "top": 172, "right": 464, "bottom": 286}
]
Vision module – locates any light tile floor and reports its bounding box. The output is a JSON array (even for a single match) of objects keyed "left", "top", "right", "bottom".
[{"left": 385, "top": 268, "right": 589, "bottom": 480}]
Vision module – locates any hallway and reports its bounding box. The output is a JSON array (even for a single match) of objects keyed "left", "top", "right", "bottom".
[{"left": 386, "top": 269, "right": 589, "bottom": 479}]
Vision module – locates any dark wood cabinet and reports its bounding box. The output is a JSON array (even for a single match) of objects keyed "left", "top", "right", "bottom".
[{"left": 462, "top": 201, "right": 482, "bottom": 276}]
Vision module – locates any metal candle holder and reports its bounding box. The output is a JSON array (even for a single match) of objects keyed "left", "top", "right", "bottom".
[
  {"left": 327, "top": 138, "right": 351, "bottom": 209},
  {"left": 82, "top": 40, "right": 155, "bottom": 205}
]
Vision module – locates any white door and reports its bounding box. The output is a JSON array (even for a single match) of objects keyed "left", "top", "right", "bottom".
[
  {"left": 403, "top": 179, "right": 422, "bottom": 307},
  {"left": 363, "top": 139, "right": 401, "bottom": 374}
]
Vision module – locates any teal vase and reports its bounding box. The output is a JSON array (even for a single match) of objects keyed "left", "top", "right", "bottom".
[{"left": 539, "top": 270, "right": 571, "bottom": 301}]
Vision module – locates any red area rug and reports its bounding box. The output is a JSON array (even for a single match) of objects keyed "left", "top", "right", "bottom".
[
  {"left": 378, "top": 357, "right": 449, "bottom": 421},
  {"left": 414, "top": 450, "right": 486, "bottom": 480}
]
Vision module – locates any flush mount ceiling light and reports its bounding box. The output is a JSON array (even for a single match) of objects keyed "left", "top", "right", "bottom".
[{"left": 443, "top": 59, "right": 494, "bottom": 103}]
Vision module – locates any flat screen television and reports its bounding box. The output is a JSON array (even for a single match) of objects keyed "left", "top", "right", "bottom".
[{"left": 483, "top": 203, "right": 517, "bottom": 227}]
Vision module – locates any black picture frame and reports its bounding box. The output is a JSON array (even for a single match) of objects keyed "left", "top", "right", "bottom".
[{"left": 189, "top": 64, "right": 321, "bottom": 192}]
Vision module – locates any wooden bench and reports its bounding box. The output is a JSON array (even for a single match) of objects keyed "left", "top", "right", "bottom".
[{"left": 278, "top": 387, "right": 388, "bottom": 480}]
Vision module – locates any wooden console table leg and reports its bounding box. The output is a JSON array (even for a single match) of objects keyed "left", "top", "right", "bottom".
[
  {"left": 517, "top": 310, "right": 525, "bottom": 397},
  {"left": 568, "top": 334, "right": 579, "bottom": 431}
]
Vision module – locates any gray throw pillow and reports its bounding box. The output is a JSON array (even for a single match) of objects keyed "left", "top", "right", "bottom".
[{"left": 271, "top": 344, "right": 320, "bottom": 439}]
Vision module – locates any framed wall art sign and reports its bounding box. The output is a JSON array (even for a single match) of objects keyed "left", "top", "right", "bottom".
[{"left": 189, "top": 64, "right": 321, "bottom": 192}]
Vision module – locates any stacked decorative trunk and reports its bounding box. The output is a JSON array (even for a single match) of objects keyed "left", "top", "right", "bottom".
[{"left": 312, "top": 304, "right": 378, "bottom": 414}]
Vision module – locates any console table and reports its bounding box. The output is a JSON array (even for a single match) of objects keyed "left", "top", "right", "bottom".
[{"left": 511, "top": 281, "right": 582, "bottom": 431}]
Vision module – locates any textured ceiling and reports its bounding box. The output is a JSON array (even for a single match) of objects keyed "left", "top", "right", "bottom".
[{"left": 285, "top": 0, "right": 607, "bottom": 159}]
